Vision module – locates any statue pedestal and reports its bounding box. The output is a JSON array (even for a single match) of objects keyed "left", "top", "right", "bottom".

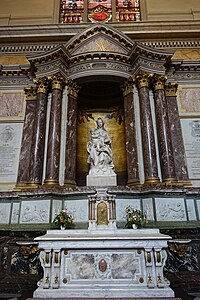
[
  {"left": 86, "top": 174, "right": 117, "bottom": 186},
  {"left": 33, "top": 229, "right": 174, "bottom": 298}
]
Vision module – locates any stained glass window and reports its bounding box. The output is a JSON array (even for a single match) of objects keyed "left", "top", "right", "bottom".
[{"left": 60, "top": 0, "right": 140, "bottom": 23}]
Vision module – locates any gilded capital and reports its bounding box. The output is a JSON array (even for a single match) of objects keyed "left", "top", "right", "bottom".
[
  {"left": 34, "top": 78, "right": 49, "bottom": 94},
  {"left": 49, "top": 75, "right": 65, "bottom": 90},
  {"left": 135, "top": 73, "right": 152, "bottom": 89},
  {"left": 24, "top": 86, "right": 37, "bottom": 100},
  {"left": 121, "top": 78, "right": 133, "bottom": 96},
  {"left": 67, "top": 80, "right": 80, "bottom": 97},
  {"left": 153, "top": 75, "right": 167, "bottom": 91},
  {"left": 165, "top": 82, "right": 178, "bottom": 97}
]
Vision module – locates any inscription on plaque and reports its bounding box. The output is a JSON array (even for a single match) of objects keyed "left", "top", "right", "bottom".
[
  {"left": 181, "top": 119, "right": 200, "bottom": 179},
  {"left": 0, "top": 123, "right": 23, "bottom": 183}
]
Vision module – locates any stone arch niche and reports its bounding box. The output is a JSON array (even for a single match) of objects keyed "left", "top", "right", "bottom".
[{"left": 17, "top": 23, "right": 189, "bottom": 189}]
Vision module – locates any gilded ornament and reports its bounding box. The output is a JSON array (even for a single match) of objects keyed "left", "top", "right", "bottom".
[
  {"left": 63, "top": 277, "right": 68, "bottom": 284},
  {"left": 153, "top": 75, "right": 167, "bottom": 91},
  {"left": 49, "top": 75, "right": 65, "bottom": 90},
  {"left": 135, "top": 72, "right": 152, "bottom": 89},
  {"left": 156, "top": 251, "right": 161, "bottom": 263},
  {"left": 147, "top": 251, "right": 151, "bottom": 263},
  {"left": 34, "top": 78, "right": 48, "bottom": 94},
  {"left": 67, "top": 80, "right": 80, "bottom": 97},
  {"left": 54, "top": 252, "right": 59, "bottom": 264},
  {"left": 139, "top": 277, "right": 144, "bottom": 283},
  {"left": 45, "top": 253, "right": 50, "bottom": 264}
]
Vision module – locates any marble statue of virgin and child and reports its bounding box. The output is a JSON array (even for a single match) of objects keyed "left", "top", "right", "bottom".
[{"left": 87, "top": 117, "right": 116, "bottom": 179}]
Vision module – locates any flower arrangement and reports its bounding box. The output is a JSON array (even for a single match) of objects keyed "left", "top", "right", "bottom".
[
  {"left": 125, "top": 206, "right": 147, "bottom": 229},
  {"left": 53, "top": 208, "right": 74, "bottom": 229}
]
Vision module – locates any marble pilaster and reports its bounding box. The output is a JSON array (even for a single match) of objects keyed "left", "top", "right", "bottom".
[
  {"left": 165, "top": 82, "right": 190, "bottom": 186},
  {"left": 122, "top": 79, "right": 139, "bottom": 185},
  {"left": 29, "top": 78, "right": 48, "bottom": 186},
  {"left": 44, "top": 75, "right": 65, "bottom": 186},
  {"left": 136, "top": 73, "right": 160, "bottom": 184},
  {"left": 64, "top": 81, "right": 79, "bottom": 186},
  {"left": 17, "top": 87, "right": 37, "bottom": 186},
  {"left": 153, "top": 76, "right": 176, "bottom": 183}
]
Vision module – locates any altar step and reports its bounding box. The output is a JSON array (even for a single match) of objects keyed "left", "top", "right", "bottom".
[{"left": 26, "top": 297, "right": 182, "bottom": 300}]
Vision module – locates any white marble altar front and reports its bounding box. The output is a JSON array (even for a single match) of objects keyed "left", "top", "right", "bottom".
[{"left": 33, "top": 229, "right": 174, "bottom": 298}]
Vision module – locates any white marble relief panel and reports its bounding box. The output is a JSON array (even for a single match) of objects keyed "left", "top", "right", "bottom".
[
  {"left": 0, "top": 123, "right": 23, "bottom": 183},
  {"left": 116, "top": 199, "right": 140, "bottom": 222},
  {"left": 155, "top": 198, "right": 187, "bottom": 221},
  {"left": 0, "top": 203, "right": 11, "bottom": 224},
  {"left": 51, "top": 200, "right": 62, "bottom": 222},
  {"left": 11, "top": 202, "right": 20, "bottom": 224},
  {"left": 64, "top": 199, "right": 88, "bottom": 222},
  {"left": 197, "top": 200, "right": 200, "bottom": 220},
  {"left": 142, "top": 198, "right": 154, "bottom": 221},
  {"left": 186, "top": 199, "right": 197, "bottom": 221},
  {"left": 20, "top": 200, "right": 50, "bottom": 224}
]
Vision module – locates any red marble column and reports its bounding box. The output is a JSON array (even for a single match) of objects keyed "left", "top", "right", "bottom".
[
  {"left": 165, "top": 82, "right": 190, "bottom": 186},
  {"left": 122, "top": 79, "right": 139, "bottom": 185},
  {"left": 29, "top": 78, "right": 48, "bottom": 186},
  {"left": 136, "top": 73, "right": 160, "bottom": 184},
  {"left": 17, "top": 87, "right": 37, "bottom": 187},
  {"left": 64, "top": 81, "right": 79, "bottom": 186},
  {"left": 44, "top": 75, "right": 65, "bottom": 186},
  {"left": 153, "top": 76, "right": 177, "bottom": 183}
]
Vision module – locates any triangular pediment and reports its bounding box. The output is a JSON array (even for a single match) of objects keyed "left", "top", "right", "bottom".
[{"left": 65, "top": 24, "right": 134, "bottom": 56}]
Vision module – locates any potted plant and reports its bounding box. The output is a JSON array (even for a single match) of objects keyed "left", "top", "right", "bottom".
[
  {"left": 53, "top": 208, "right": 74, "bottom": 230},
  {"left": 125, "top": 206, "right": 147, "bottom": 229}
]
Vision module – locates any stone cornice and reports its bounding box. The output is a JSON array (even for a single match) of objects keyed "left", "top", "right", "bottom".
[{"left": 0, "top": 20, "right": 200, "bottom": 44}]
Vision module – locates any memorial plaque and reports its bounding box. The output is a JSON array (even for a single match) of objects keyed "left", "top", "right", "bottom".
[
  {"left": 181, "top": 119, "right": 200, "bottom": 179},
  {"left": 0, "top": 123, "right": 23, "bottom": 183}
]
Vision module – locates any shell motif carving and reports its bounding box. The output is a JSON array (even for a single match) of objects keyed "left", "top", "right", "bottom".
[{"left": 98, "top": 259, "right": 107, "bottom": 272}]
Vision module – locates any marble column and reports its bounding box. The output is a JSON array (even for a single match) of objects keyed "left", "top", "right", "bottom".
[
  {"left": 136, "top": 73, "right": 160, "bottom": 184},
  {"left": 153, "top": 75, "right": 177, "bottom": 183},
  {"left": 29, "top": 78, "right": 48, "bottom": 186},
  {"left": 122, "top": 79, "right": 139, "bottom": 185},
  {"left": 165, "top": 82, "right": 190, "bottom": 186},
  {"left": 64, "top": 81, "right": 79, "bottom": 186},
  {"left": 44, "top": 75, "right": 65, "bottom": 186},
  {"left": 17, "top": 87, "right": 37, "bottom": 187}
]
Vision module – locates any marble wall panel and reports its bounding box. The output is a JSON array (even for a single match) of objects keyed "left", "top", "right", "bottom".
[
  {"left": 186, "top": 199, "right": 197, "bottom": 221},
  {"left": 155, "top": 198, "right": 187, "bottom": 221},
  {"left": 19, "top": 200, "right": 50, "bottom": 224},
  {"left": 0, "top": 203, "right": 11, "bottom": 224},
  {"left": 178, "top": 87, "right": 200, "bottom": 113},
  {"left": 197, "top": 200, "right": 200, "bottom": 220},
  {"left": 142, "top": 198, "right": 154, "bottom": 221},
  {"left": 116, "top": 198, "right": 141, "bottom": 221},
  {"left": 64, "top": 199, "right": 88, "bottom": 222},
  {"left": 51, "top": 200, "right": 62, "bottom": 222},
  {"left": 0, "top": 92, "right": 24, "bottom": 117},
  {"left": 0, "top": 123, "right": 23, "bottom": 183},
  {"left": 11, "top": 202, "right": 20, "bottom": 224},
  {"left": 181, "top": 118, "right": 200, "bottom": 180}
]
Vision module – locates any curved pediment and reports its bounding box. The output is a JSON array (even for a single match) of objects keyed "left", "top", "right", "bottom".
[{"left": 65, "top": 23, "right": 134, "bottom": 56}]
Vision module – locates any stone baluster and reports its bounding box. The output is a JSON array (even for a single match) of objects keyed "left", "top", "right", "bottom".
[
  {"left": 44, "top": 75, "right": 65, "bottom": 186},
  {"left": 153, "top": 76, "right": 177, "bottom": 183},
  {"left": 64, "top": 80, "right": 80, "bottom": 186},
  {"left": 17, "top": 87, "right": 37, "bottom": 187},
  {"left": 122, "top": 79, "right": 140, "bottom": 185},
  {"left": 165, "top": 82, "right": 191, "bottom": 186},
  {"left": 136, "top": 73, "right": 160, "bottom": 184},
  {"left": 29, "top": 78, "right": 49, "bottom": 187}
]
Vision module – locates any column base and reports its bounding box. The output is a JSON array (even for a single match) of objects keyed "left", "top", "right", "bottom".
[
  {"left": 14, "top": 182, "right": 39, "bottom": 190},
  {"left": 127, "top": 179, "right": 141, "bottom": 186},
  {"left": 43, "top": 179, "right": 60, "bottom": 187},
  {"left": 178, "top": 180, "right": 192, "bottom": 187},
  {"left": 162, "top": 178, "right": 178, "bottom": 185},
  {"left": 144, "top": 177, "right": 160, "bottom": 185},
  {"left": 64, "top": 179, "right": 77, "bottom": 187}
]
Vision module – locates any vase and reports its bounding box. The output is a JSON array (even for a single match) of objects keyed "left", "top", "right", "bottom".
[{"left": 132, "top": 224, "right": 137, "bottom": 229}]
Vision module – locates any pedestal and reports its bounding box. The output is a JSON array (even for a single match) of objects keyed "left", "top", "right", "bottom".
[
  {"left": 86, "top": 174, "right": 117, "bottom": 186},
  {"left": 33, "top": 229, "right": 174, "bottom": 298}
]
